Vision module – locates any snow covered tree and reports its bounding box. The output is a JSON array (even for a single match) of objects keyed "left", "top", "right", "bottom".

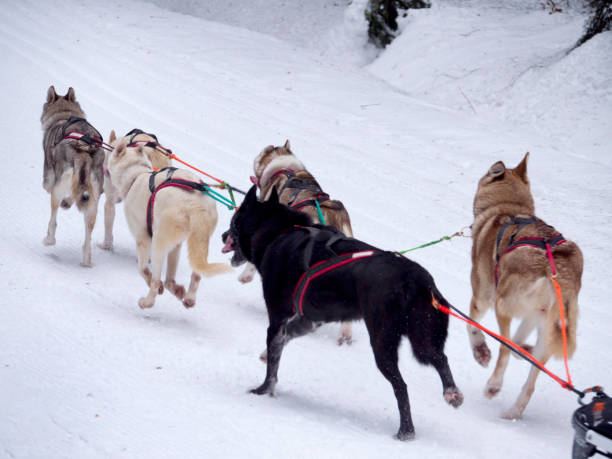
[
  {"left": 576, "top": 0, "right": 612, "bottom": 47},
  {"left": 365, "top": 0, "right": 430, "bottom": 48}
]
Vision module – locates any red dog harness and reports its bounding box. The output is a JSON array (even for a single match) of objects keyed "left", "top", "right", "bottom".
[{"left": 494, "top": 216, "right": 566, "bottom": 284}]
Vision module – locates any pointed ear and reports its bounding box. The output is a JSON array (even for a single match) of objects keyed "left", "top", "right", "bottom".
[
  {"left": 283, "top": 139, "right": 291, "bottom": 151},
  {"left": 513, "top": 152, "right": 529, "bottom": 182},
  {"left": 488, "top": 161, "right": 506, "bottom": 179},
  {"left": 115, "top": 142, "right": 126, "bottom": 158},
  {"left": 66, "top": 87, "right": 76, "bottom": 102},
  {"left": 47, "top": 85, "right": 57, "bottom": 103},
  {"left": 269, "top": 186, "right": 279, "bottom": 204},
  {"left": 244, "top": 185, "right": 258, "bottom": 207},
  {"left": 109, "top": 130, "right": 117, "bottom": 144}
]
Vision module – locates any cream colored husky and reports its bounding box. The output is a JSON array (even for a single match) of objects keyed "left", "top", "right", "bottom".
[
  {"left": 100, "top": 130, "right": 172, "bottom": 251},
  {"left": 107, "top": 135, "right": 231, "bottom": 309}
]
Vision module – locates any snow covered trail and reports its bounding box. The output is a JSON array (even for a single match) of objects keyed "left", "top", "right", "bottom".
[{"left": 0, "top": 1, "right": 610, "bottom": 458}]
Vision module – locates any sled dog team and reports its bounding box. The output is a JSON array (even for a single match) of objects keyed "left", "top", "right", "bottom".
[{"left": 41, "top": 86, "right": 583, "bottom": 440}]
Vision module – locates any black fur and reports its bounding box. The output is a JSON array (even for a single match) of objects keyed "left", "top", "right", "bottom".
[{"left": 223, "top": 186, "right": 463, "bottom": 440}]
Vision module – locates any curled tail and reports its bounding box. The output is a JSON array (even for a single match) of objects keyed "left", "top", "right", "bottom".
[{"left": 187, "top": 207, "right": 233, "bottom": 277}]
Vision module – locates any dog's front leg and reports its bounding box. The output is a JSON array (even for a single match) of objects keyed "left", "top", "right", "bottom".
[
  {"left": 259, "top": 316, "right": 322, "bottom": 362},
  {"left": 80, "top": 202, "right": 97, "bottom": 267},
  {"left": 251, "top": 322, "right": 287, "bottom": 396},
  {"left": 100, "top": 186, "right": 115, "bottom": 251},
  {"left": 238, "top": 262, "right": 257, "bottom": 283},
  {"left": 138, "top": 239, "right": 165, "bottom": 308},
  {"left": 43, "top": 195, "right": 59, "bottom": 246}
]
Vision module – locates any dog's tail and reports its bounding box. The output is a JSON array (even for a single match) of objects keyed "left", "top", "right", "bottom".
[
  {"left": 187, "top": 208, "right": 233, "bottom": 277},
  {"left": 546, "top": 281, "right": 578, "bottom": 359},
  {"left": 71, "top": 150, "right": 95, "bottom": 211}
]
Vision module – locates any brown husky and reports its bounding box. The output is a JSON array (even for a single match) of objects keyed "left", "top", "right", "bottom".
[
  {"left": 107, "top": 138, "right": 231, "bottom": 309},
  {"left": 468, "top": 153, "right": 583, "bottom": 419},
  {"left": 41, "top": 86, "right": 105, "bottom": 267},
  {"left": 100, "top": 130, "right": 172, "bottom": 251},
  {"left": 250, "top": 140, "right": 355, "bottom": 346}
]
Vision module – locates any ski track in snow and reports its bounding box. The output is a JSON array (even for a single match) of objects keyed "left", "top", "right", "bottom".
[{"left": 0, "top": 1, "right": 610, "bottom": 458}]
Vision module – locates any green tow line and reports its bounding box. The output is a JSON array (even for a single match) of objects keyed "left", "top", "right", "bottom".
[
  {"left": 399, "top": 227, "right": 471, "bottom": 254},
  {"left": 315, "top": 200, "right": 327, "bottom": 225}
]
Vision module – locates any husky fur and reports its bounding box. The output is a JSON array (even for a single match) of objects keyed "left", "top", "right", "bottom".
[
  {"left": 221, "top": 186, "right": 463, "bottom": 440},
  {"left": 248, "top": 140, "right": 355, "bottom": 345},
  {"left": 100, "top": 130, "right": 172, "bottom": 251},
  {"left": 107, "top": 139, "right": 231, "bottom": 309},
  {"left": 468, "top": 153, "right": 583, "bottom": 419},
  {"left": 41, "top": 86, "right": 105, "bottom": 267}
]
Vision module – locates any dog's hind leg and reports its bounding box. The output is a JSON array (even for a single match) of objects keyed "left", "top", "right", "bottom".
[
  {"left": 510, "top": 316, "right": 537, "bottom": 358},
  {"left": 502, "top": 331, "right": 551, "bottom": 420},
  {"left": 80, "top": 201, "right": 97, "bottom": 267},
  {"left": 484, "top": 312, "right": 512, "bottom": 399},
  {"left": 136, "top": 238, "right": 153, "bottom": 287},
  {"left": 368, "top": 328, "right": 415, "bottom": 440},
  {"left": 259, "top": 316, "right": 322, "bottom": 362},
  {"left": 252, "top": 321, "right": 287, "bottom": 396},
  {"left": 164, "top": 245, "right": 186, "bottom": 301},
  {"left": 182, "top": 272, "right": 201, "bottom": 308},
  {"left": 138, "top": 236, "right": 168, "bottom": 309},
  {"left": 43, "top": 195, "right": 59, "bottom": 246}
]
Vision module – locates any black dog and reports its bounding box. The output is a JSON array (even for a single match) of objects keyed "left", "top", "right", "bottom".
[{"left": 222, "top": 186, "right": 463, "bottom": 440}]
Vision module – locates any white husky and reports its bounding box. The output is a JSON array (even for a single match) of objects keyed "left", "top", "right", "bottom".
[{"left": 107, "top": 137, "right": 231, "bottom": 309}]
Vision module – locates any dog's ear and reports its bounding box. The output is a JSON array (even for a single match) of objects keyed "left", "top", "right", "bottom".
[
  {"left": 512, "top": 152, "right": 529, "bottom": 183},
  {"left": 114, "top": 142, "right": 127, "bottom": 158},
  {"left": 488, "top": 161, "right": 505, "bottom": 179},
  {"left": 269, "top": 186, "right": 279, "bottom": 204},
  {"left": 283, "top": 139, "right": 291, "bottom": 151},
  {"left": 109, "top": 130, "right": 117, "bottom": 144},
  {"left": 244, "top": 185, "right": 258, "bottom": 207},
  {"left": 65, "top": 87, "right": 76, "bottom": 102},
  {"left": 47, "top": 85, "right": 58, "bottom": 103}
]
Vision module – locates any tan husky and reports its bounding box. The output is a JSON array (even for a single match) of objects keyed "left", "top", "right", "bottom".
[
  {"left": 250, "top": 140, "right": 355, "bottom": 346},
  {"left": 468, "top": 153, "right": 583, "bottom": 419},
  {"left": 41, "top": 86, "right": 105, "bottom": 267},
  {"left": 107, "top": 136, "right": 231, "bottom": 309},
  {"left": 100, "top": 130, "right": 172, "bottom": 251}
]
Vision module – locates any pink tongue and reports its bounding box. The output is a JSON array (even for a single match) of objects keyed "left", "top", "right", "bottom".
[
  {"left": 250, "top": 175, "right": 258, "bottom": 185},
  {"left": 221, "top": 234, "right": 235, "bottom": 253}
]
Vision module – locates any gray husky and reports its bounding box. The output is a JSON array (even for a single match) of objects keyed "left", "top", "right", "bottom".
[{"left": 41, "top": 86, "right": 105, "bottom": 266}]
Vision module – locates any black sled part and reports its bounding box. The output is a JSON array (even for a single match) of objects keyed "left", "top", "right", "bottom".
[{"left": 572, "top": 389, "right": 612, "bottom": 458}]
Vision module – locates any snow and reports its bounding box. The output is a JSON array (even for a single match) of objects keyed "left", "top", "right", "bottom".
[{"left": 0, "top": 0, "right": 610, "bottom": 458}]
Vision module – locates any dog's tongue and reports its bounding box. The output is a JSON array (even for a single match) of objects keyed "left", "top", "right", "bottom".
[
  {"left": 250, "top": 175, "right": 258, "bottom": 185},
  {"left": 221, "top": 234, "right": 235, "bottom": 253}
]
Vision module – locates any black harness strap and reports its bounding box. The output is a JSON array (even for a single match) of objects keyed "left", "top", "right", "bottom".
[
  {"left": 494, "top": 216, "right": 566, "bottom": 284},
  {"left": 289, "top": 226, "right": 381, "bottom": 315},
  {"left": 275, "top": 170, "right": 326, "bottom": 207},
  {"left": 146, "top": 167, "right": 206, "bottom": 237},
  {"left": 55, "top": 116, "right": 104, "bottom": 149}
]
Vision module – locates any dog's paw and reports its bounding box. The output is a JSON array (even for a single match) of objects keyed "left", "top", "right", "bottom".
[
  {"left": 98, "top": 241, "right": 114, "bottom": 251},
  {"left": 43, "top": 236, "right": 56, "bottom": 246},
  {"left": 60, "top": 198, "right": 73, "bottom": 209},
  {"left": 80, "top": 261, "right": 93, "bottom": 268},
  {"left": 250, "top": 383, "right": 275, "bottom": 396},
  {"left": 164, "top": 280, "right": 185, "bottom": 300},
  {"left": 473, "top": 342, "right": 491, "bottom": 367},
  {"left": 444, "top": 387, "right": 464, "bottom": 408},
  {"left": 396, "top": 430, "right": 416, "bottom": 441},
  {"left": 501, "top": 406, "right": 523, "bottom": 420},
  {"left": 157, "top": 284, "right": 164, "bottom": 295},
  {"left": 182, "top": 298, "right": 196, "bottom": 308},
  {"left": 238, "top": 272, "right": 254, "bottom": 283},
  {"left": 138, "top": 297, "right": 154, "bottom": 309},
  {"left": 484, "top": 379, "right": 502, "bottom": 399},
  {"left": 337, "top": 333, "right": 352, "bottom": 346}
]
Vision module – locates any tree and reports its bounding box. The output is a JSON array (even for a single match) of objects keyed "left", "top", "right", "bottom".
[
  {"left": 576, "top": 0, "right": 612, "bottom": 47},
  {"left": 365, "top": 0, "right": 431, "bottom": 48}
]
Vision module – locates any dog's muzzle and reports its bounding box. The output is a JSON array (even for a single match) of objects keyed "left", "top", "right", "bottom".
[{"left": 221, "top": 231, "right": 235, "bottom": 254}]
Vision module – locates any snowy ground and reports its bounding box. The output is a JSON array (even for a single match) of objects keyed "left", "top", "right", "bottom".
[{"left": 0, "top": 0, "right": 610, "bottom": 458}]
